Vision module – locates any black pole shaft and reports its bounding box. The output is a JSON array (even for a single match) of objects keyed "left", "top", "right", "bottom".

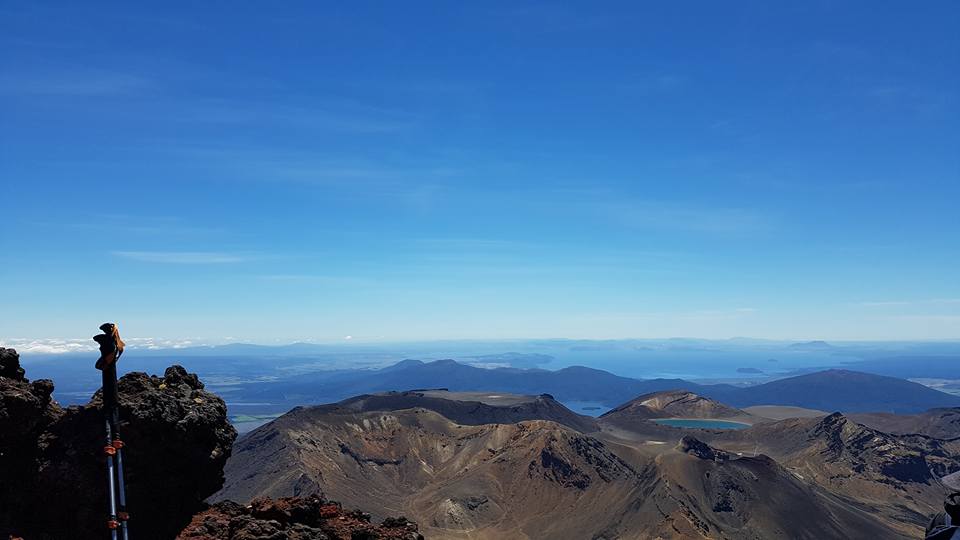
[
  {"left": 96, "top": 326, "right": 129, "bottom": 540},
  {"left": 105, "top": 419, "right": 119, "bottom": 540},
  {"left": 112, "top": 352, "right": 130, "bottom": 540},
  {"left": 115, "top": 444, "right": 130, "bottom": 540}
]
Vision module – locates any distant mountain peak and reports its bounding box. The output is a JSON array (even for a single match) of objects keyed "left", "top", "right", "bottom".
[
  {"left": 424, "top": 359, "right": 460, "bottom": 367},
  {"left": 379, "top": 359, "right": 425, "bottom": 372},
  {"left": 603, "top": 389, "right": 749, "bottom": 421},
  {"left": 727, "top": 368, "right": 960, "bottom": 414}
]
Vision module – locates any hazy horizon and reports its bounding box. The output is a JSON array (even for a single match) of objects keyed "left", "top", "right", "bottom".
[{"left": 5, "top": 334, "right": 960, "bottom": 357}]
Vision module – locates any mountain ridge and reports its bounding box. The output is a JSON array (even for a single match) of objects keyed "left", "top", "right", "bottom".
[
  {"left": 277, "top": 359, "right": 960, "bottom": 414},
  {"left": 218, "top": 387, "right": 948, "bottom": 538}
]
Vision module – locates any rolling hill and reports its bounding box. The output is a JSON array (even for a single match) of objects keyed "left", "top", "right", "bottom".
[
  {"left": 240, "top": 360, "right": 960, "bottom": 414},
  {"left": 602, "top": 390, "right": 754, "bottom": 421},
  {"left": 704, "top": 369, "right": 960, "bottom": 413},
  {"left": 240, "top": 360, "right": 960, "bottom": 415}
]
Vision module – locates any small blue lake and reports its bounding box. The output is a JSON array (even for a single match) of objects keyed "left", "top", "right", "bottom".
[{"left": 653, "top": 419, "right": 750, "bottom": 430}]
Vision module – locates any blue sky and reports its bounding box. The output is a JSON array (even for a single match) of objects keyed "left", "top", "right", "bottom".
[{"left": 1, "top": 2, "right": 958, "bottom": 342}]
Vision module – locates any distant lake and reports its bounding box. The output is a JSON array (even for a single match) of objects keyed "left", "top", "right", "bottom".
[
  {"left": 561, "top": 400, "right": 611, "bottom": 417},
  {"left": 653, "top": 418, "right": 750, "bottom": 430}
]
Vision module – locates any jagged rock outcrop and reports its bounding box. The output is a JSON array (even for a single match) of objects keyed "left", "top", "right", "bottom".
[
  {"left": 2, "top": 350, "right": 424, "bottom": 540},
  {"left": 0, "top": 348, "right": 63, "bottom": 532},
  {"left": 0, "top": 352, "right": 237, "bottom": 540},
  {"left": 809, "top": 412, "right": 957, "bottom": 483},
  {"left": 178, "top": 495, "right": 424, "bottom": 540},
  {"left": 678, "top": 435, "right": 731, "bottom": 462},
  {"left": 710, "top": 411, "right": 960, "bottom": 536},
  {"left": 0, "top": 348, "right": 60, "bottom": 450},
  {"left": 851, "top": 407, "right": 960, "bottom": 439},
  {"left": 0, "top": 347, "right": 26, "bottom": 379}
]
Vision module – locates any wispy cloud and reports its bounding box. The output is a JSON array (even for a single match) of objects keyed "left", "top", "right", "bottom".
[
  {"left": 156, "top": 141, "right": 458, "bottom": 188},
  {"left": 258, "top": 274, "right": 372, "bottom": 286},
  {"left": 176, "top": 99, "right": 419, "bottom": 134},
  {"left": 616, "top": 74, "right": 686, "bottom": 95},
  {"left": 413, "top": 238, "right": 533, "bottom": 251},
  {"left": 554, "top": 191, "right": 768, "bottom": 235},
  {"left": 0, "top": 337, "right": 197, "bottom": 354},
  {"left": 26, "top": 215, "right": 226, "bottom": 237},
  {"left": 0, "top": 339, "right": 93, "bottom": 354},
  {"left": 112, "top": 251, "right": 247, "bottom": 264},
  {"left": 0, "top": 71, "right": 152, "bottom": 97},
  {"left": 482, "top": 187, "right": 770, "bottom": 236},
  {"left": 866, "top": 84, "right": 952, "bottom": 115},
  {"left": 489, "top": 4, "right": 614, "bottom": 35},
  {"left": 610, "top": 201, "right": 764, "bottom": 234},
  {"left": 687, "top": 307, "right": 759, "bottom": 317},
  {"left": 858, "top": 298, "right": 960, "bottom": 307}
]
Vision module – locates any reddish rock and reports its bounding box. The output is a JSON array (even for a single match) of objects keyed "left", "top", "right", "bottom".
[{"left": 178, "top": 495, "right": 424, "bottom": 540}]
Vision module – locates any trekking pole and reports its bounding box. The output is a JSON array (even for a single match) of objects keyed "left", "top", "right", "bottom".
[
  {"left": 113, "top": 415, "right": 130, "bottom": 539},
  {"left": 94, "top": 323, "right": 130, "bottom": 540},
  {"left": 104, "top": 419, "right": 120, "bottom": 540},
  {"left": 110, "top": 349, "right": 130, "bottom": 540},
  {"left": 115, "top": 450, "right": 130, "bottom": 540}
]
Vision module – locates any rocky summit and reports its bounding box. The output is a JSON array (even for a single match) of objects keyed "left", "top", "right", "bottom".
[
  {"left": 0, "top": 349, "right": 423, "bottom": 540},
  {"left": 1, "top": 349, "right": 237, "bottom": 539}
]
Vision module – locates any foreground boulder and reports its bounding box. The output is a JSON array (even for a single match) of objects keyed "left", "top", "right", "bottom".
[
  {"left": 0, "top": 348, "right": 62, "bottom": 532},
  {"left": 0, "top": 348, "right": 60, "bottom": 455},
  {"left": 178, "top": 495, "right": 424, "bottom": 540},
  {"left": 0, "top": 351, "right": 237, "bottom": 540}
]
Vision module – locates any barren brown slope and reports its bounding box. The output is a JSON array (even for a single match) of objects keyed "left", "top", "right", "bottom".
[
  {"left": 217, "top": 392, "right": 918, "bottom": 539},
  {"left": 643, "top": 436, "right": 899, "bottom": 540},
  {"left": 849, "top": 407, "right": 960, "bottom": 439},
  {"left": 704, "top": 412, "right": 960, "bottom": 537},
  {"left": 218, "top": 408, "right": 653, "bottom": 539}
]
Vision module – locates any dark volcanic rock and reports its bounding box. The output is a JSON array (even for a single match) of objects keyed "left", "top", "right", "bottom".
[
  {"left": 533, "top": 446, "right": 592, "bottom": 490},
  {"left": 0, "top": 347, "right": 26, "bottom": 380},
  {"left": 678, "top": 435, "right": 731, "bottom": 462},
  {"left": 809, "top": 412, "right": 959, "bottom": 484},
  {"left": 177, "top": 495, "right": 424, "bottom": 540},
  {"left": 0, "top": 348, "right": 60, "bottom": 450},
  {"left": 0, "top": 348, "right": 62, "bottom": 533},
  {"left": 1, "top": 355, "right": 236, "bottom": 540}
]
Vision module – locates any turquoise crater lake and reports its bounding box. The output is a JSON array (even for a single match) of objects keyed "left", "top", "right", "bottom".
[{"left": 653, "top": 418, "right": 750, "bottom": 430}]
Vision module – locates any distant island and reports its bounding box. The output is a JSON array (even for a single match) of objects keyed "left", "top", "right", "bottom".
[
  {"left": 737, "top": 367, "right": 764, "bottom": 374},
  {"left": 788, "top": 340, "right": 836, "bottom": 351}
]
